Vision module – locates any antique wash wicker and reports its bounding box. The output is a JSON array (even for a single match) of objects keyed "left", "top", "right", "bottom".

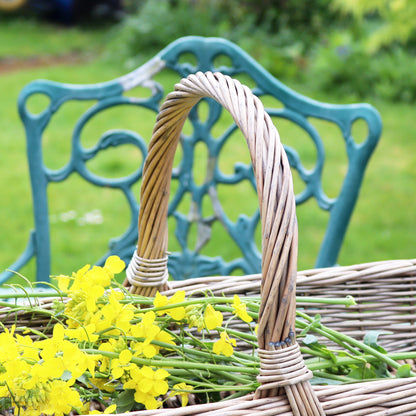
[
  {"left": 1, "top": 71, "right": 416, "bottom": 415},
  {"left": 120, "top": 71, "right": 416, "bottom": 415}
]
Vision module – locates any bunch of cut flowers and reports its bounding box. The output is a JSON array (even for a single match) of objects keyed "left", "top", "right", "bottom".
[{"left": 0, "top": 256, "right": 415, "bottom": 415}]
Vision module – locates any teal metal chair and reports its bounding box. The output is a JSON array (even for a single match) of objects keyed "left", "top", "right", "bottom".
[{"left": 0, "top": 36, "right": 382, "bottom": 284}]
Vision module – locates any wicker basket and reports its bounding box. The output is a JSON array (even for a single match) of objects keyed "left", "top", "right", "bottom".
[
  {"left": 2, "top": 72, "right": 416, "bottom": 415},
  {"left": 120, "top": 72, "right": 416, "bottom": 415}
]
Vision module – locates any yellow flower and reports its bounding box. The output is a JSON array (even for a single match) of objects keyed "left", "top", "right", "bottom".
[
  {"left": 213, "top": 331, "right": 236, "bottom": 357},
  {"left": 104, "top": 255, "right": 125, "bottom": 275},
  {"left": 89, "top": 404, "right": 117, "bottom": 414},
  {"left": 133, "top": 391, "right": 162, "bottom": 410},
  {"left": 231, "top": 295, "right": 253, "bottom": 323},
  {"left": 0, "top": 325, "right": 19, "bottom": 358},
  {"left": 203, "top": 304, "right": 223, "bottom": 330},
  {"left": 110, "top": 360, "right": 131, "bottom": 381},
  {"left": 139, "top": 365, "right": 169, "bottom": 396},
  {"left": 98, "top": 338, "right": 127, "bottom": 373},
  {"left": 185, "top": 304, "right": 204, "bottom": 331},
  {"left": 89, "top": 377, "right": 116, "bottom": 393},
  {"left": 85, "top": 286, "right": 106, "bottom": 313},
  {"left": 123, "top": 365, "right": 169, "bottom": 410},
  {"left": 60, "top": 259, "right": 125, "bottom": 329},
  {"left": 65, "top": 323, "right": 99, "bottom": 343},
  {"left": 34, "top": 323, "right": 66, "bottom": 361},
  {"left": 35, "top": 324, "right": 98, "bottom": 383},
  {"left": 110, "top": 349, "right": 133, "bottom": 380},
  {"left": 43, "top": 379, "right": 83, "bottom": 416},
  {"left": 154, "top": 328, "right": 175, "bottom": 348},
  {"left": 119, "top": 349, "right": 132, "bottom": 364},
  {"left": 57, "top": 274, "right": 71, "bottom": 292},
  {"left": 6, "top": 369, "right": 81, "bottom": 416},
  {"left": 86, "top": 265, "right": 113, "bottom": 291},
  {"left": 154, "top": 290, "right": 186, "bottom": 321},
  {"left": 37, "top": 357, "right": 66, "bottom": 381},
  {"left": 93, "top": 290, "right": 135, "bottom": 335},
  {"left": 130, "top": 311, "right": 175, "bottom": 358},
  {"left": 16, "top": 333, "right": 40, "bottom": 362},
  {"left": 60, "top": 341, "right": 98, "bottom": 381},
  {"left": 169, "top": 382, "right": 193, "bottom": 407},
  {"left": 61, "top": 270, "right": 106, "bottom": 327},
  {"left": 68, "top": 264, "right": 91, "bottom": 292}
]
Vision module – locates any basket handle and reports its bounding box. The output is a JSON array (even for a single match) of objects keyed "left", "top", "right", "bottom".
[
  {"left": 124, "top": 72, "right": 325, "bottom": 413},
  {"left": 125, "top": 71, "right": 298, "bottom": 349}
]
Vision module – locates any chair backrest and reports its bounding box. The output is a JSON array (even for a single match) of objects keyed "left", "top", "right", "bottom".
[{"left": 0, "top": 36, "right": 382, "bottom": 284}]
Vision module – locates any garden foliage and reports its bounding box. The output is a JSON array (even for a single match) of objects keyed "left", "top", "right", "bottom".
[{"left": 106, "top": 0, "right": 416, "bottom": 102}]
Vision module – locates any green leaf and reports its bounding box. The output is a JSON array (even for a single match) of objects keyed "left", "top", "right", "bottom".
[
  {"left": 302, "top": 334, "right": 337, "bottom": 363},
  {"left": 0, "top": 397, "right": 12, "bottom": 412},
  {"left": 396, "top": 364, "right": 412, "bottom": 378},
  {"left": 303, "top": 334, "right": 319, "bottom": 347},
  {"left": 372, "top": 361, "right": 390, "bottom": 379},
  {"left": 348, "top": 363, "right": 378, "bottom": 380},
  {"left": 77, "top": 373, "right": 90, "bottom": 386},
  {"left": 299, "top": 314, "right": 322, "bottom": 337},
  {"left": 116, "top": 389, "right": 136, "bottom": 413},
  {"left": 363, "top": 330, "right": 391, "bottom": 353},
  {"left": 310, "top": 376, "right": 343, "bottom": 385},
  {"left": 61, "top": 370, "right": 72, "bottom": 381}
]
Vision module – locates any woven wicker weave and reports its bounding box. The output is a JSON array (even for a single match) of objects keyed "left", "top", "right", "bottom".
[
  {"left": 121, "top": 72, "right": 416, "bottom": 415},
  {"left": 164, "top": 258, "right": 416, "bottom": 354}
]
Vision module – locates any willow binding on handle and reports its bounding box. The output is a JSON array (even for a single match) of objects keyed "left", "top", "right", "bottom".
[{"left": 124, "top": 71, "right": 325, "bottom": 415}]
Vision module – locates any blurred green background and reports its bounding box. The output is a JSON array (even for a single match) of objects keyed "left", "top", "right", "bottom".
[{"left": 0, "top": 0, "right": 415, "bottom": 281}]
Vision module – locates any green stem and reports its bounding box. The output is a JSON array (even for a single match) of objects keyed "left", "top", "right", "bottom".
[
  {"left": 0, "top": 303, "right": 59, "bottom": 317},
  {"left": 167, "top": 374, "right": 256, "bottom": 392},
  {"left": 297, "top": 311, "right": 416, "bottom": 376},
  {"left": 300, "top": 347, "right": 332, "bottom": 360},
  {"left": 297, "top": 295, "right": 356, "bottom": 307},
  {"left": 121, "top": 335, "right": 258, "bottom": 366},
  {"left": 312, "top": 371, "right": 356, "bottom": 383},
  {"left": 82, "top": 349, "right": 259, "bottom": 376},
  {"left": 305, "top": 351, "right": 416, "bottom": 372},
  {"left": 0, "top": 291, "right": 66, "bottom": 299},
  {"left": 223, "top": 327, "right": 257, "bottom": 343},
  {"left": 127, "top": 295, "right": 355, "bottom": 316},
  {"left": 296, "top": 316, "right": 362, "bottom": 357}
]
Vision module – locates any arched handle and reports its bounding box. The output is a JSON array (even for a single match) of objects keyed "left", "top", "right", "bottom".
[
  {"left": 124, "top": 71, "right": 325, "bottom": 414},
  {"left": 125, "top": 71, "right": 298, "bottom": 349}
]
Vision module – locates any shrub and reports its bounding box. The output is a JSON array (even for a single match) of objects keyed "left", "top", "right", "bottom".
[
  {"left": 374, "top": 47, "right": 416, "bottom": 103},
  {"left": 332, "top": 0, "right": 416, "bottom": 52},
  {"left": 306, "top": 30, "right": 378, "bottom": 100},
  {"left": 105, "top": 0, "right": 227, "bottom": 68},
  {"left": 307, "top": 29, "right": 416, "bottom": 102},
  {"left": 105, "top": 0, "right": 337, "bottom": 78},
  {"left": 104, "top": 0, "right": 416, "bottom": 103}
]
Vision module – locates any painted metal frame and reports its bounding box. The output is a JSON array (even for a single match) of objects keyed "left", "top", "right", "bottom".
[{"left": 0, "top": 36, "right": 382, "bottom": 284}]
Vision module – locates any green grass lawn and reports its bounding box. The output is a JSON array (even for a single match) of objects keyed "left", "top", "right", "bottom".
[
  {"left": 0, "top": 15, "right": 110, "bottom": 58},
  {"left": 0, "top": 18, "right": 415, "bottom": 284}
]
